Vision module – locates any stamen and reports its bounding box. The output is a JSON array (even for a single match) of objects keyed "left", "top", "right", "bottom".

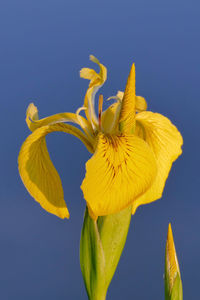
[{"left": 98, "top": 94, "right": 103, "bottom": 130}]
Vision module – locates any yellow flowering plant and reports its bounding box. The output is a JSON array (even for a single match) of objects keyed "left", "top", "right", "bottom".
[{"left": 18, "top": 56, "right": 183, "bottom": 299}]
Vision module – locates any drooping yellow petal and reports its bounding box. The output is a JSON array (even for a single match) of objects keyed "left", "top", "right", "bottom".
[
  {"left": 26, "top": 103, "right": 94, "bottom": 141},
  {"left": 119, "top": 64, "right": 136, "bottom": 133},
  {"left": 81, "top": 133, "right": 157, "bottom": 219},
  {"left": 80, "top": 55, "right": 107, "bottom": 128},
  {"left": 132, "top": 111, "right": 183, "bottom": 214},
  {"left": 18, "top": 123, "right": 94, "bottom": 219}
]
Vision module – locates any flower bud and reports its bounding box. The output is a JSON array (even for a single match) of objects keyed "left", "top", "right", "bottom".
[{"left": 165, "top": 223, "right": 183, "bottom": 300}]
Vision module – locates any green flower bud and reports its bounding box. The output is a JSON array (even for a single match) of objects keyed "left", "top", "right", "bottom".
[{"left": 80, "top": 206, "right": 132, "bottom": 300}]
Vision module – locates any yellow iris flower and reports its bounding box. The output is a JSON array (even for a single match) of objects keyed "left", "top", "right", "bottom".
[{"left": 18, "top": 56, "right": 183, "bottom": 220}]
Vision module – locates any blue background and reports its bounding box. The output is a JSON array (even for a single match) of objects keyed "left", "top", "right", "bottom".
[{"left": 0, "top": 0, "right": 199, "bottom": 299}]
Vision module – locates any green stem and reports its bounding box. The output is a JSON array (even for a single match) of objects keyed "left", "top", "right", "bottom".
[{"left": 89, "top": 290, "right": 107, "bottom": 300}]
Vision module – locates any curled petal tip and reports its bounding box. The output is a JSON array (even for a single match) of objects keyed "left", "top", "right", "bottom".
[
  {"left": 26, "top": 102, "right": 39, "bottom": 119},
  {"left": 89, "top": 55, "right": 99, "bottom": 64},
  {"left": 26, "top": 103, "right": 39, "bottom": 130}
]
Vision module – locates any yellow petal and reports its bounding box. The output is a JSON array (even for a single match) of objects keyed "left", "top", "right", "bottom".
[
  {"left": 119, "top": 64, "right": 136, "bottom": 133},
  {"left": 26, "top": 103, "right": 39, "bottom": 128},
  {"left": 116, "top": 91, "right": 124, "bottom": 101},
  {"left": 26, "top": 103, "right": 93, "bottom": 140},
  {"left": 135, "top": 96, "right": 147, "bottom": 112},
  {"left": 102, "top": 92, "right": 146, "bottom": 134},
  {"left": 112, "top": 91, "right": 147, "bottom": 112},
  {"left": 18, "top": 123, "right": 94, "bottom": 219},
  {"left": 80, "top": 55, "right": 107, "bottom": 128},
  {"left": 132, "top": 111, "right": 183, "bottom": 214},
  {"left": 79, "top": 68, "right": 97, "bottom": 80},
  {"left": 101, "top": 101, "right": 121, "bottom": 134},
  {"left": 81, "top": 133, "right": 157, "bottom": 219}
]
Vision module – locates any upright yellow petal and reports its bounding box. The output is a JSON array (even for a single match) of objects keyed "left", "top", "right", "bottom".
[
  {"left": 81, "top": 133, "right": 157, "bottom": 219},
  {"left": 135, "top": 96, "right": 147, "bottom": 112},
  {"left": 119, "top": 64, "right": 136, "bottom": 133},
  {"left": 132, "top": 111, "right": 183, "bottom": 214},
  {"left": 102, "top": 91, "right": 147, "bottom": 135},
  {"left": 114, "top": 91, "right": 147, "bottom": 112},
  {"left": 80, "top": 56, "right": 107, "bottom": 128},
  {"left": 18, "top": 123, "right": 94, "bottom": 219},
  {"left": 101, "top": 101, "right": 121, "bottom": 134}
]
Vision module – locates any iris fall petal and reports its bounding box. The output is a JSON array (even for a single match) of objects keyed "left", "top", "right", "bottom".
[
  {"left": 18, "top": 123, "right": 94, "bottom": 218},
  {"left": 81, "top": 133, "right": 157, "bottom": 219}
]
